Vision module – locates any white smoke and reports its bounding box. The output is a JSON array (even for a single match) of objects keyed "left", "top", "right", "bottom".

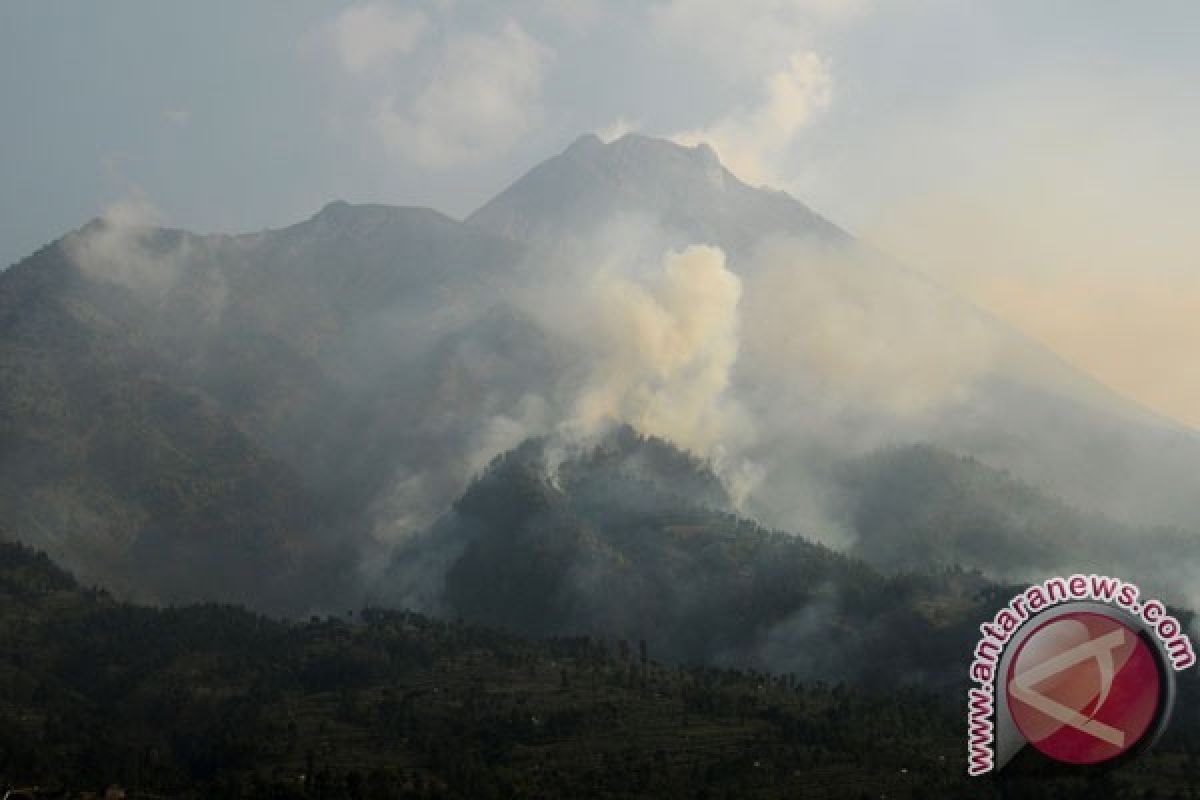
[
  {"left": 467, "top": 393, "right": 553, "bottom": 478},
  {"left": 597, "top": 116, "right": 640, "bottom": 143},
  {"left": 65, "top": 198, "right": 187, "bottom": 296},
  {"left": 372, "top": 21, "right": 551, "bottom": 168},
  {"left": 571, "top": 244, "right": 747, "bottom": 453},
  {"left": 739, "top": 237, "right": 1001, "bottom": 418},
  {"left": 673, "top": 52, "right": 833, "bottom": 188},
  {"left": 513, "top": 231, "right": 1003, "bottom": 527},
  {"left": 64, "top": 197, "right": 232, "bottom": 324}
]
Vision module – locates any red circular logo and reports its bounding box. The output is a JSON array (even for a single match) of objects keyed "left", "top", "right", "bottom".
[{"left": 1006, "top": 611, "right": 1162, "bottom": 765}]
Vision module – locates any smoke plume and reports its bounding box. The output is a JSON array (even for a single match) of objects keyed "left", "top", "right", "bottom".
[
  {"left": 65, "top": 199, "right": 185, "bottom": 295},
  {"left": 571, "top": 244, "right": 747, "bottom": 456},
  {"left": 739, "top": 237, "right": 1001, "bottom": 419}
]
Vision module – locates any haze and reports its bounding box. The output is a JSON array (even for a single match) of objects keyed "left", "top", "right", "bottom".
[{"left": 2, "top": 0, "right": 1198, "bottom": 427}]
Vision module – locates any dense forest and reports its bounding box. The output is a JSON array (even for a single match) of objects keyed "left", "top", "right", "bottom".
[
  {"left": 3, "top": 538, "right": 1200, "bottom": 799},
  {"left": 379, "top": 430, "right": 992, "bottom": 683}
]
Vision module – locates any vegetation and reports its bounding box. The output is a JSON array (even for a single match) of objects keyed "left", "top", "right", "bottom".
[
  {"left": 386, "top": 431, "right": 997, "bottom": 686},
  {"left": 0, "top": 242, "right": 356, "bottom": 615},
  {"left": 842, "top": 445, "right": 1198, "bottom": 597},
  {"left": 3, "top": 540, "right": 1200, "bottom": 798},
  {"left": 4, "top": 200, "right": 1200, "bottom": 797},
  {"left": 0, "top": 211, "right": 538, "bottom": 616}
]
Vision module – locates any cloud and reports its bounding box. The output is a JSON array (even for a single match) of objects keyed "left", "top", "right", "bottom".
[
  {"left": 673, "top": 52, "right": 832, "bottom": 187},
  {"left": 373, "top": 21, "right": 550, "bottom": 168},
  {"left": 651, "top": 0, "right": 861, "bottom": 80},
  {"left": 162, "top": 108, "right": 191, "bottom": 127},
  {"left": 332, "top": 3, "right": 429, "bottom": 73},
  {"left": 536, "top": 0, "right": 600, "bottom": 32}
]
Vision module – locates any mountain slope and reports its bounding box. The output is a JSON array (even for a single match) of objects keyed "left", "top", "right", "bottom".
[
  {"left": 380, "top": 429, "right": 993, "bottom": 686},
  {"left": 838, "top": 445, "right": 1200, "bottom": 604},
  {"left": 0, "top": 242, "right": 349, "bottom": 613},
  {"left": 466, "top": 132, "right": 1200, "bottom": 536},
  {"left": 5, "top": 132, "right": 1200, "bottom": 616},
  {"left": 0, "top": 204, "right": 551, "bottom": 610}
]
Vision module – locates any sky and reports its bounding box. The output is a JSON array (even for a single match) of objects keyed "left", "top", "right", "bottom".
[{"left": 2, "top": 0, "right": 1199, "bottom": 428}]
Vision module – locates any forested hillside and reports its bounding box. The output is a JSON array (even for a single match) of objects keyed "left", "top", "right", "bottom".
[
  {"left": 840, "top": 445, "right": 1198, "bottom": 602},
  {"left": 4, "top": 539, "right": 1200, "bottom": 799}
]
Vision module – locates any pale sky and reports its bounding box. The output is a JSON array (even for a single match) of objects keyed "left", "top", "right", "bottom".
[{"left": 3, "top": 1, "right": 1199, "bottom": 427}]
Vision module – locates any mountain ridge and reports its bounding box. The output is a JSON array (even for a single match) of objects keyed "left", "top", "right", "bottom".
[
  {"left": 3, "top": 132, "right": 1200, "bottom": 614},
  {"left": 468, "top": 132, "right": 851, "bottom": 252}
]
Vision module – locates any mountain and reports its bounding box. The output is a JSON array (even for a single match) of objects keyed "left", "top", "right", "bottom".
[
  {"left": 3, "top": 132, "right": 1200, "bottom": 615},
  {"left": 468, "top": 133, "right": 850, "bottom": 254},
  {"left": 0, "top": 241, "right": 348, "bottom": 613},
  {"left": 467, "top": 132, "right": 1200, "bottom": 538},
  {"left": 0, "top": 204, "right": 553, "bottom": 611}
]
